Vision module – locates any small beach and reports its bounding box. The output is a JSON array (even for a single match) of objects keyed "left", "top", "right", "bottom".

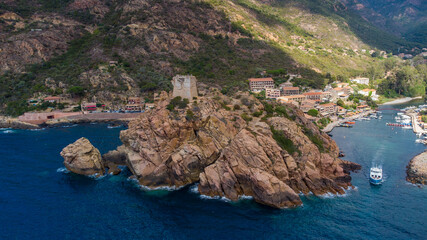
[{"left": 381, "top": 96, "right": 423, "bottom": 105}]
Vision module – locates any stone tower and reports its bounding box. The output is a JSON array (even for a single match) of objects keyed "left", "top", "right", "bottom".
[{"left": 171, "top": 75, "right": 198, "bottom": 100}]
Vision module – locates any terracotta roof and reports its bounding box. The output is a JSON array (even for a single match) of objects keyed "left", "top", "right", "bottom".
[
  {"left": 248, "top": 77, "right": 274, "bottom": 82},
  {"left": 282, "top": 87, "right": 299, "bottom": 90},
  {"left": 44, "top": 96, "right": 61, "bottom": 100},
  {"left": 303, "top": 92, "right": 323, "bottom": 96},
  {"left": 357, "top": 105, "right": 368, "bottom": 108},
  {"left": 362, "top": 89, "right": 376, "bottom": 92},
  {"left": 333, "top": 87, "right": 343, "bottom": 91}
]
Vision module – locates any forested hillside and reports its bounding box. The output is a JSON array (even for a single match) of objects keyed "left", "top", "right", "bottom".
[{"left": 0, "top": 0, "right": 425, "bottom": 116}]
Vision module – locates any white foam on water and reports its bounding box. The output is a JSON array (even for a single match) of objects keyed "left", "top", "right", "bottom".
[
  {"left": 318, "top": 186, "right": 357, "bottom": 199},
  {"left": 29, "top": 128, "right": 45, "bottom": 131},
  {"left": 89, "top": 173, "right": 106, "bottom": 180},
  {"left": 56, "top": 167, "right": 70, "bottom": 173},
  {"left": 137, "top": 183, "right": 184, "bottom": 191},
  {"left": 107, "top": 125, "right": 122, "bottom": 129},
  {"left": 189, "top": 184, "right": 199, "bottom": 194},
  {"left": 2, "top": 130, "right": 15, "bottom": 134},
  {"left": 199, "top": 194, "right": 231, "bottom": 202},
  {"left": 238, "top": 195, "right": 253, "bottom": 200}
]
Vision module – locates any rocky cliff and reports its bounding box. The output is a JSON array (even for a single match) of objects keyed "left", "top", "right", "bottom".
[{"left": 62, "top": 91, "right": 360, "bottom": 208}]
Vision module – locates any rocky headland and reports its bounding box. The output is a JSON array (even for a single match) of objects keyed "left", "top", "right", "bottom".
[
  {"left": 406, "top": 151, "right": 427, "bottom": 185},
  {"left": 61, "top": 90, "right": 360, "bottom": 208}
]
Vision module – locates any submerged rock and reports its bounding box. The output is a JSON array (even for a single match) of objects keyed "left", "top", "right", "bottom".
[
  {"left": 60, "top": 137, "right": 104, "bottom": 176},
  {"left": 407, "top": 151, "right": 427, "bottom": 185}
]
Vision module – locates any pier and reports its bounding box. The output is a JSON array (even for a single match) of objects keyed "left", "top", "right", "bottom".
[{"left": 408, "top": 113, "right": 427, "bottom": 135}]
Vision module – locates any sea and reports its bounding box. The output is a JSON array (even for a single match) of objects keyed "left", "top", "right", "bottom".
[{"left": 0, "top": 101, "right": 426, "bottom": 240}]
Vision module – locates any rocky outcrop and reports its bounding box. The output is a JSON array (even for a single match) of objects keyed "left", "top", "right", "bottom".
[
  {"left": 407, "top": 151, "right": 427, "bottom": 185},
  {"left": 115, "top": 92, "right": 360, "bottom": 208},
  {"left": 60, "top": 91, "right": 359, "bottom": 208},
  {"left": 60, "top": 137, "right": 104, "bottom": 176}
]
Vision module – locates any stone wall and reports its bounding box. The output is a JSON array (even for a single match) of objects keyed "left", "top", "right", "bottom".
[{"left": 171, "top": 75, "right": 198, "bottom": 100}]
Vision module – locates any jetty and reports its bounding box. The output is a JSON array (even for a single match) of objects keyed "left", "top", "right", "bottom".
[
  {"left": 408, "top": 113, "right": 427, "bottom": 135},
  {"left": 322, "top": 110, "right": 374, "bottom": 132}
]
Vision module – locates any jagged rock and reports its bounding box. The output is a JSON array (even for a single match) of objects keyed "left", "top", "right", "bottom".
[
  {"left": 60, "top": 137, "right": 104, "bottom": 176},
  {"left": 116, "top": 91, "right": 360, "bottom": 208},
  {"left": 407, "top": 151, "right": 427, "bottom": 185},
  {"left": 102, "top": 147, "right": 128, "bottom": 175}
]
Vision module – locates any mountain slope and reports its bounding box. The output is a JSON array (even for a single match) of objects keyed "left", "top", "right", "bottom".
[
  {"left": 0, "top": 0, "right": 423, "bottom": 115},
  {"left": 341, "top": 0, "right": 427, "bottom": 45}
]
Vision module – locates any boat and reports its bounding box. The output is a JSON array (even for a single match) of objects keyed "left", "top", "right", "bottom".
[
  {"left": 402, "top": 125, "right": 412, "bottom": 129},
  {"left": 369, "top": 167, "right": 383, "bottom": 185}
]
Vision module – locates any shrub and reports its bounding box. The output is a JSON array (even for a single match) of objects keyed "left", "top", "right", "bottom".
[
  {"left": 307, "top": 109, "right": 319, "bottom": 117},
  {"left": 270, "top": 126, "right": 300, "bottom": 155},
  {"left": 275, "top": 106, "right": 289, "bottom": 118},
  {"left": 241, "top": 113, "right": 253, "bottom": 122},
  {"left": 233, "top": 104, "right": 241, "bottom": 110},
  {"left": 252, "top": 110, "right": 263, "bottom": 117},
  {"left": 186, "top": 110, "right": 195, "bottom": 120}
]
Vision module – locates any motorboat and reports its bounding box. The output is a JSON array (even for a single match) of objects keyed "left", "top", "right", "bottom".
[{"left": 369, "top": 167, "right": 383, "bottom": 185}]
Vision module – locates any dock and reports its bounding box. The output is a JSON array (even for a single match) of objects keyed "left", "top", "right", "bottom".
[{"left": 408, "top": 113, "right": 427, "bottom": 135}]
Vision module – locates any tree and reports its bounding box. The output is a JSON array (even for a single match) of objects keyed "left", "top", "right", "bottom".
[
  {"left": 336, "top": 99, "right": 345, "bottom": 107},
  {"left": 68, "top": 86, "right": 85, "bottom": 97},
  {"left": 307, "top": 109, "right": 319, "bottom": 117}
]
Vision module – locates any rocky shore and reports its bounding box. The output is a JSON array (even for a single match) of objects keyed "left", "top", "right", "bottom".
[
  {"left": 0, "top": 118, "right": 40, "bottom": 130},
  {"left": 60, "top": 91, "right": 360, "bottom": 208},
  {"left": 407, "top": 151, "right": 427, "bottom": 185}
]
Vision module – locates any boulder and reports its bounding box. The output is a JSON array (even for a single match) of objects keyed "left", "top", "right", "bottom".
[
  {"left": 60, "top": 137, "right": 105, "bottom": 176},
  {"left": 407, "top": 151, "right": 427, "bottom": 185}
]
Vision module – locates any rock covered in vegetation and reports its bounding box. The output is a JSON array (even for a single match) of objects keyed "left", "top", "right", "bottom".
[
  {"left": 60, "top": 137, "right": 104, "bottom": 176},
  {"left": 116, "top": 91, "right": 360, "bottom": 208},
  {"left": 407, "top": 151, "right": 427, "bottom": 185}
]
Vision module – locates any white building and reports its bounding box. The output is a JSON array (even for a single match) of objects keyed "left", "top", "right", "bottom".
[
  {"left": 248, "top": 78, "right": 275, "bottom": 92},
  {"left": 265, "top": 88, "right": 281, "bottom": 99},
  {"left": 359, "top": 89, "right": 379, "bottom": 101},
  {"left": 351, "top": 77, "right": 370, "bottom": 85}
]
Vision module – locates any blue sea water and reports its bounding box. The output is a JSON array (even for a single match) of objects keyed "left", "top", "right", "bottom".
[{"left": 0, "top": 103, "right": 426, "bottom": 240}]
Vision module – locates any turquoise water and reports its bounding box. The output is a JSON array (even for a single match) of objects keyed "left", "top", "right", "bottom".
[{"left": 0, "top": 103, "right": 426, "bottom": 239}]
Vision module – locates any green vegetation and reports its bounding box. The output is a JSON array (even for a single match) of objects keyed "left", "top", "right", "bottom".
[
  {"left": 307, "top": 109, "right": 319, "bottom": 117},
  {"left": 302, "top": 127, "right": 325, "bottom": 152},
  {"left": 186, "top": 110, "right": 195, "bottom": 120},
  {"left": 241, "top": 113, "right": 253, "bottom": 122},
  {"left": 317, "top": 117, "right": 331, "bottom": 129},
  {"left": 167, "top": 96, "right": 189, "bottom": 111},
  {"left": 271, "top": 126, "right": 300, "bottom": 155},
  {"left": 378, "top": 65, "right": 427, "bottom": 98}
]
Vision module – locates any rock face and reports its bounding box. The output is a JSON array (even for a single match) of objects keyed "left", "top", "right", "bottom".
[
  {"left": 60, "top": 137, "right": 104, "bottom": 176},
  {"left": 116, "top": 91, "right": 360, "bottom": 208},
  {"left": 60, "top": 91, "right": 360, "bottom": 208},
  {"left": 407, "top": 151, "right": 427, "bottom": 185}
]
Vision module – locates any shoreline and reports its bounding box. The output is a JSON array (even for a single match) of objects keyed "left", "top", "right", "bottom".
[
  {"left": 1, "top": 112, "right": 143, "bottom": 130},
  {"left": 380, "top": 96, "right": 423, "bottom": 105},
  {"left": 322, "top": 110, "right": 375, "bottom": 133}
]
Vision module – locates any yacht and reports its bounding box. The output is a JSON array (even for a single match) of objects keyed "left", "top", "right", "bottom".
[{"left": 369, "top": 167, "right": 383, "bottom": 185}]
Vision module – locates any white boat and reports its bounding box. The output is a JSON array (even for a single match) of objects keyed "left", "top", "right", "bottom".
[
  {"left": 402, "top": 125, "right": 412, "bottom": 129},
  {"left": 369, "top": 167, "right": 383, "bottom": 185},
  {"left": 415, "top": 139, "right": 424, "bottom": 144}
]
